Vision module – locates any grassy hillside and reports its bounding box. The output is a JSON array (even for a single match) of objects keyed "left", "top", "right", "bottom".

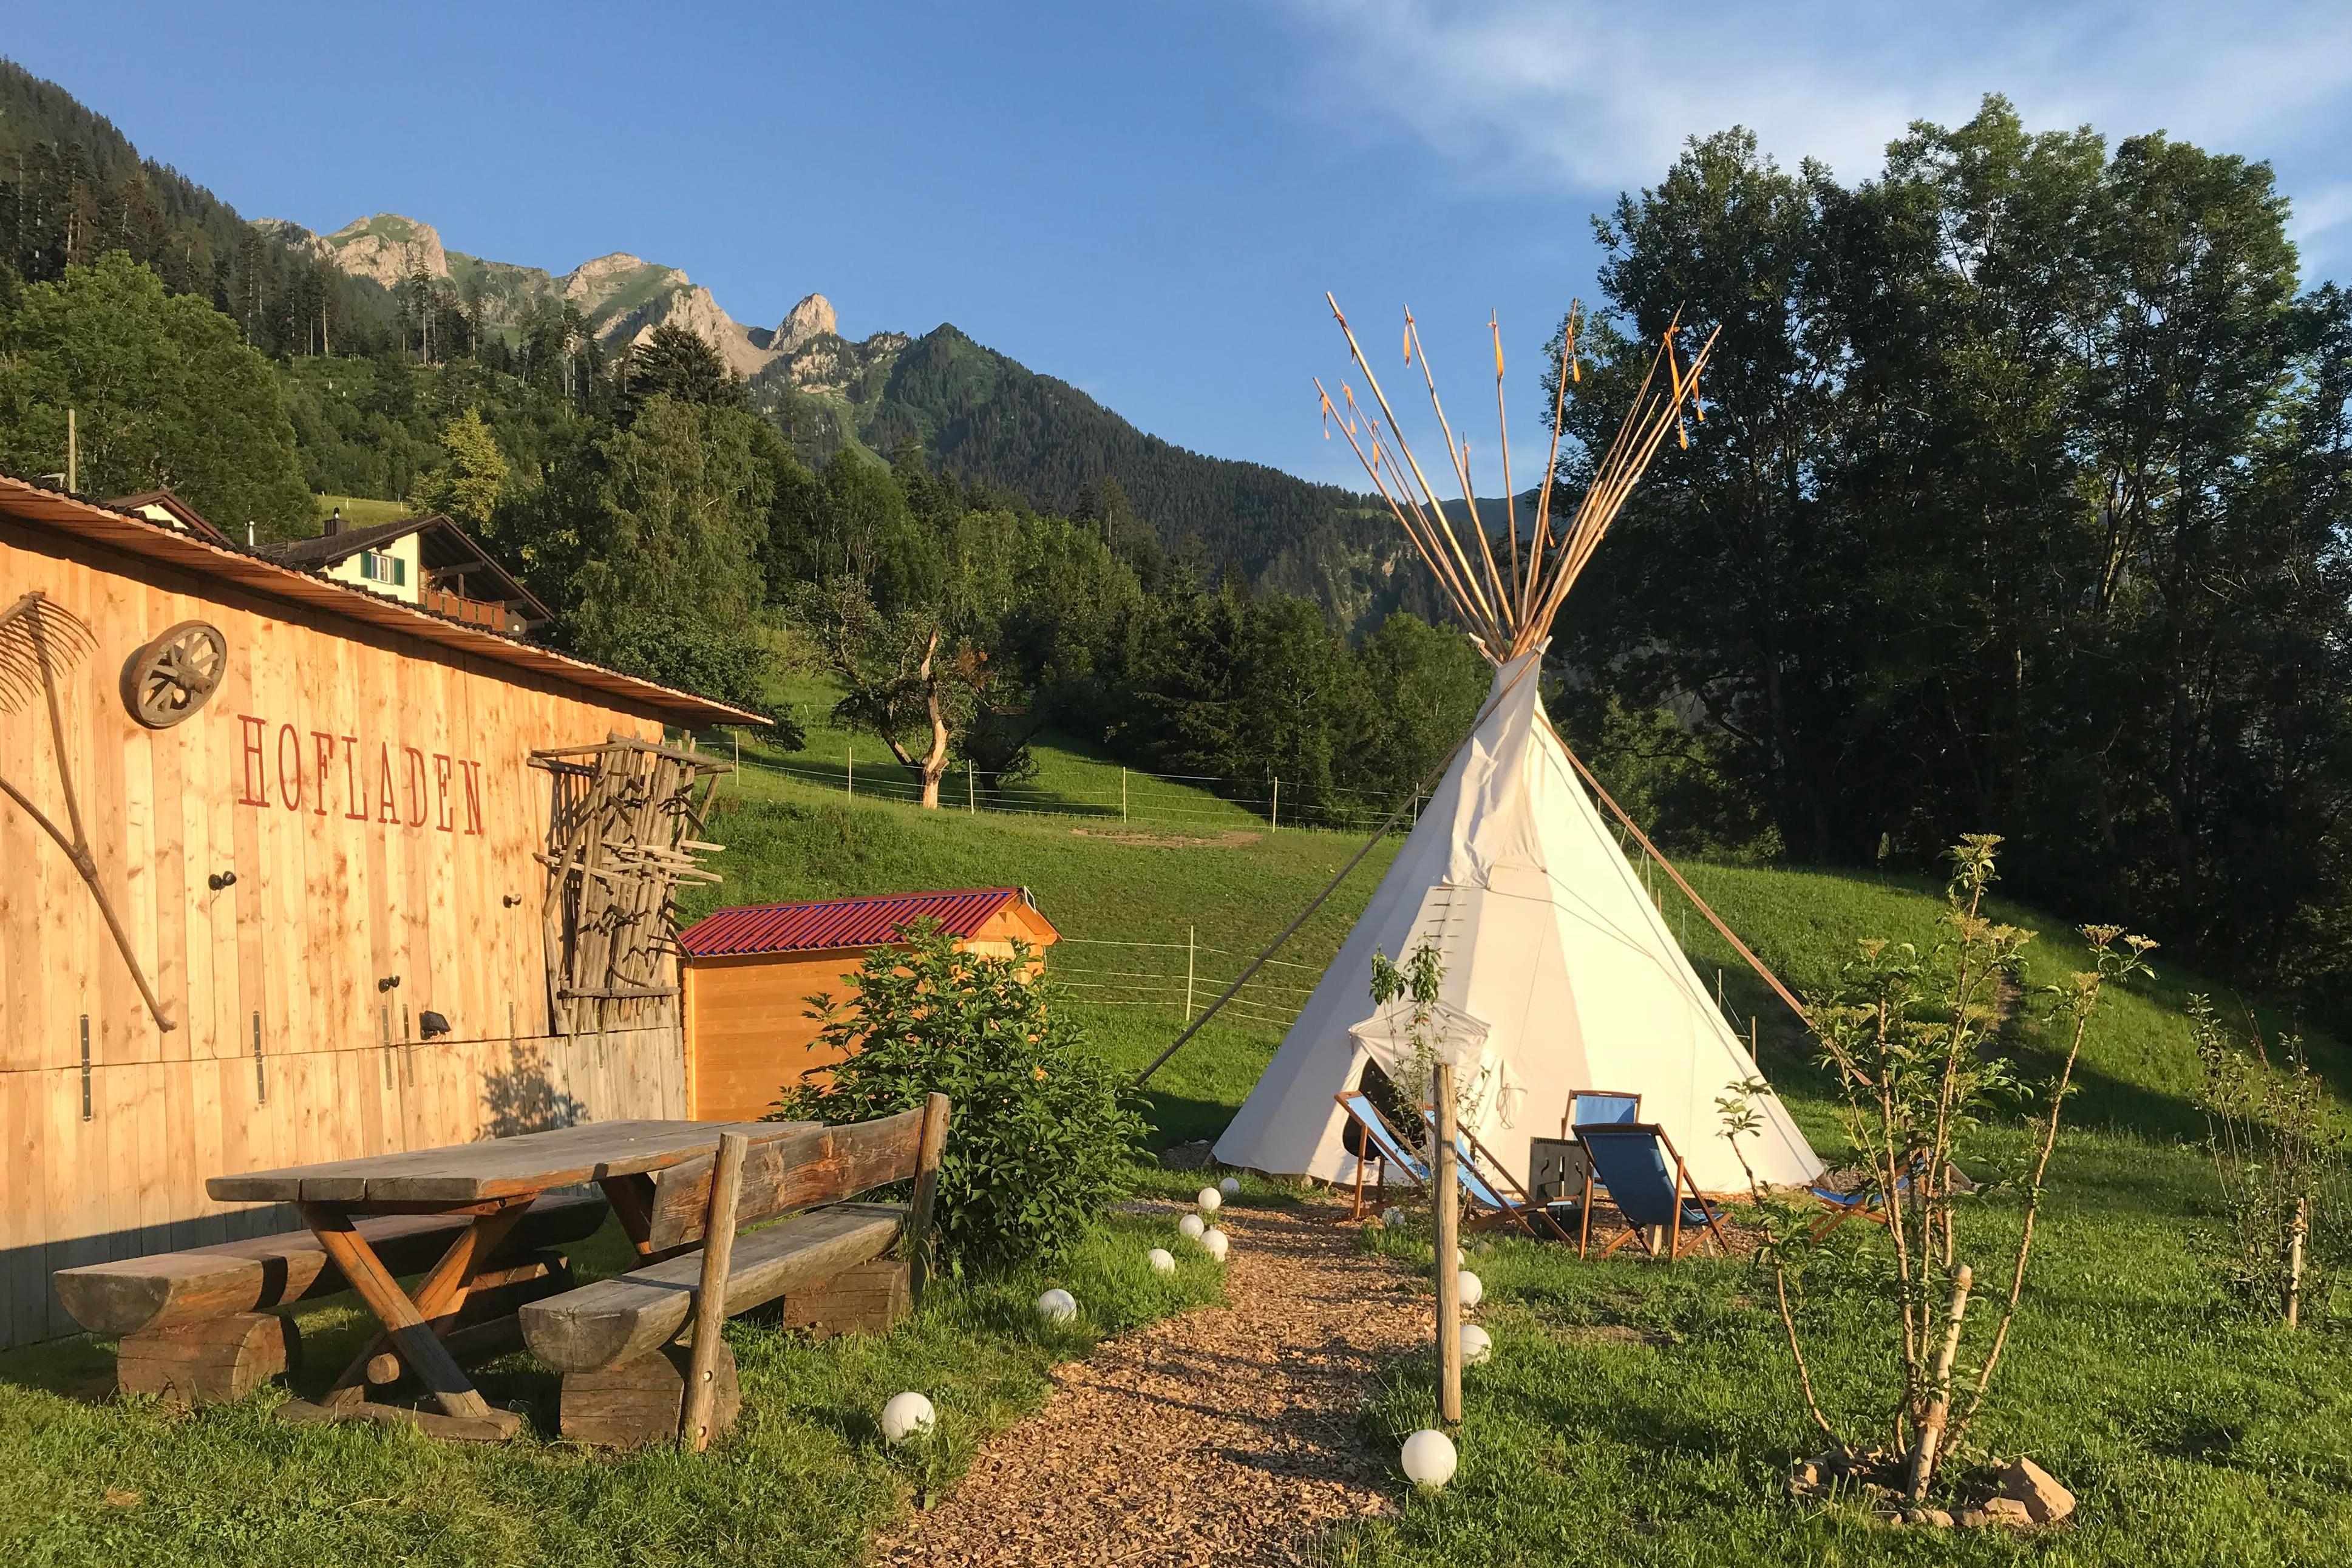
[
  {"left": 314, "top": 494, "right": 416, "bottom": 527},
  {"left": 692, "top": 705, "right": 2348, "bottom": 1155},
  {"left": 695, "top": 695, "right": 1395, "bottom": 1145}
]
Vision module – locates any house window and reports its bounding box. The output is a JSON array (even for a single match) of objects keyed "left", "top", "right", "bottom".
[{"left": 359, "top": 551, "right": 406, "bottom": 587}]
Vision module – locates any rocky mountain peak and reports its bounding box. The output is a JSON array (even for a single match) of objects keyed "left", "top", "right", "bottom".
[
  {"left": 777, "top": 293, "right": 838, "bottom": 350},
  {"left": 318, "top": 214, "right": 448, "bottom": 288}
]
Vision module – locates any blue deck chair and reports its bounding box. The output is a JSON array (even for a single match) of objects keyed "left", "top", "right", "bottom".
[
  {"left": 1574, "top": 1122, "right": 1735, "bottom": 1261},
  {"left": 1416, "top": 1109, "right": 1578, "bottom": 1242},
  {"left": 1804, "top": 1154, "right": 1929, "bottom": 1239},
  {"left": 1334, "top": 1091, "right": 1429, "bottom": 1218},
  {"left": 1565, "top": 1089, "right": 1643, "bottom": 1135}
]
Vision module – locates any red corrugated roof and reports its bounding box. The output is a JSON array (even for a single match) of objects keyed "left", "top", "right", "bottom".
[{"left": 677, "top": 887, "right": 1047, "bottom": 958}]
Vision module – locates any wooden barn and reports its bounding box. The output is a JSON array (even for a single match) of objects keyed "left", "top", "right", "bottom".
[
  {"left": 0, "top": 473, "right": 762, "bottom": 1348},
  {"left": 678, "top": 888, "right": 1059, "bottom": 1122}
]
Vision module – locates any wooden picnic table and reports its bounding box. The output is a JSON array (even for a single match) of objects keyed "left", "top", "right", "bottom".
[{"left": 207, "top": 1118, "right": 812, "bottom": 1437}]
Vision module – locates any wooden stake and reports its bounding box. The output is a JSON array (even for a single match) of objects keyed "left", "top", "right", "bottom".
[
  {"left": 906, "top": 1093, "right": 953, "bottom": 1306},
  {"left": 2287, "top": 1195, "right": 2308, "bottom": 1329},
  {"left": 1433, "top": 1061, "right": 1463, "bottom": 1425},
  {"left": 682, "top": 1131, "right": 747, "bottom": 1449}
]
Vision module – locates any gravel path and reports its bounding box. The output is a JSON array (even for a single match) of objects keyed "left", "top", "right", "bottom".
[{"left": 874, "top": 1197, "right": 1426, "bottom": 1567}]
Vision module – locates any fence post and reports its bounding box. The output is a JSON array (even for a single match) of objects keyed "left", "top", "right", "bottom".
[
  {"left": 1271, "top": 778, "right": 1280, "bottom": 832},
  {"left": 1434, "top": 1060, "right": 1463, "bottom": 1425},
  {"left": 1185, "top": 925, "right": 1196, "bottom": 1021},
  {"left": 846, "top": 744, "right": 853, "bottom": 800},
  {"left": 1410, "top": 790, "right": 1418, "bottom": 829},
  {"left": 968, "top": 762, "right": 976, "bottom": 814},
  {"left": 732, "top": 728, "right": 741, "bottom": 770},
  {"left": 1121, "top": 767, "right": 1128, "bottom": 823}
]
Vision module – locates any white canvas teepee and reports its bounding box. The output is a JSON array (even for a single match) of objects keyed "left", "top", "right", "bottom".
[
  {"left": 1212, "top": 297, "right": 1821, "bottom": 1194},
  {"left": 1212, "top": 648, "right": 1821, "bottom": 1193}
]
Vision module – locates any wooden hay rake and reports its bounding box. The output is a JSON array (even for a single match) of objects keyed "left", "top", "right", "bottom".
[{"left": 0, "top": 591, "right": 174, "bottom": 1030}]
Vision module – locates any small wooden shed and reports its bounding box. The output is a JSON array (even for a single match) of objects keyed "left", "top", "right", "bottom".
[{"left": 678, "top": 888, "right": 1061, "bottom": 1122}]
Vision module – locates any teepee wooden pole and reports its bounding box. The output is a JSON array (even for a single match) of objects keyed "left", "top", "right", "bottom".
[
  {"left": 1406, "top": 316, "right": 1513, "bottom": 631},
  {"left": 1492, "top": 314, "right": 1520, "bottom": 610},
  {"left": 1327, "top": 297, "right": 1506, "bottom": 636},
  {"left": 1318, "top": 379, "right": 1495, "bottom": 640},
  {"left": 1548, "top": 721, "right": 1810, "bottom": 1030}
]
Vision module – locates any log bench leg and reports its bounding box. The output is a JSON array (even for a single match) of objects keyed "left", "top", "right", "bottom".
[
  {"left": 559, "top": 1339, "right": 739, "bottom": 1450},
  {"left": 117, "top": 1312, "right": 298, "bottom": 1407},
  {"left": 770, "top": 1258, "right": 911, "bottom": 1339}
]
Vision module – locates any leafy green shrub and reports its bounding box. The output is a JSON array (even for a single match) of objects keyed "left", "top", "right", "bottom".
[
  {"left": 2189, "top": 997, "right": 2350, "bottom": 1325},
  {"left": 773, "top": 918, "right": 1145, "bottom": 1274}
]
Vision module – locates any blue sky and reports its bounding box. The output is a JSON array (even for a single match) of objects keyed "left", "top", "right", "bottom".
[{"left": 12, "top": 2, "right": 2351, "bottom": 489}]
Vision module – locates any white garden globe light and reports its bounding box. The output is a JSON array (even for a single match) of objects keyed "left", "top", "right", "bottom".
[
  {"left": 1219, "top": 1176, "right": 1240, "bottom": 1198},
  {"left": 1458, "top": 1270, "right": 1484, "bottom": 1309},
  {"left": 1036, "top": 1288, "right": 1078, "bottom": 1323},
  {"left": 880, "top": 1391, "right": 936, "bottom": 1444},
  {"left": 1178, "top": 1213, "right": 1207, "bottom": 1241},
  {"left": 1202, "top": 1227, "right": 1229, "bottom": 1261},
  {"left": 1147, "top": 1247, "right": 1176, "bottom": 1274},
  {"left": 1401, "top": 1428, "right": 1458, "bottom": 1490},
  {"left": 1460, "top": 1325, "right": 1493, "bottom": 1366},
  {"left": 1197, "top": 1186, "right": 1222, "bottom": 1214}
]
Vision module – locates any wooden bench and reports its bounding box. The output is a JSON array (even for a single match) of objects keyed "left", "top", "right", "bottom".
[
  {"left": 522, "top": 1098, "right": 950, "bottom": 1447},
  {"left": 54, "top": 1192, "right": 607, "bottom": 1407}
]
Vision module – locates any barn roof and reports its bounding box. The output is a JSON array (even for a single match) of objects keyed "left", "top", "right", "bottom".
[
  {"left": 676, "top": 887, "right": 1057, "bottom": 959},
  {"left": 0, "top": 471, "right": 764, "bottom": 727}
]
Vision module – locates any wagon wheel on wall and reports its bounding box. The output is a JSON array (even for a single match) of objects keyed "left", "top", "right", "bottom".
[{"left": 123, "top": 620, "right": 229, "bottom": 729}]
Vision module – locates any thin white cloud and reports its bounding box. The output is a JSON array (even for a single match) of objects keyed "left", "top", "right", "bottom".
[{"left": 1274, "top": 1, "right": 2352, "bottom": 195}]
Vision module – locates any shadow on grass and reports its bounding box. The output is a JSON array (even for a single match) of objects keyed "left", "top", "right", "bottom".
[{"left": 1137, "top": 1088, "right": 1239, "bottom": 1148}]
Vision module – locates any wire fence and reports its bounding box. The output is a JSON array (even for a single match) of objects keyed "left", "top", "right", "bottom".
[
  {"left": 1047, "top": 931, "right": 1326, "bottom": 1034},
  {"left": 693, "top": 728, "right": 1433, "bottom": 835}
]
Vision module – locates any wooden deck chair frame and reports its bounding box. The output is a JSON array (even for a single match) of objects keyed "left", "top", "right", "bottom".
[
  {"left": 1562, "top": 1088, "right": 1644, "bottom": 1138},
  {"left": 1418, "top": 1108, "right": 1577, "bottom": 1242},
  {"left": 1334, "top": 1091, "right": 1429, "bottom": 1220},
  {"left": 1804, "top": 1186, "right": 1891, "bottom": 1240},
  {"left": 1804, "top": 1153, "right": 1930, "bottom": 1240},
  {"left": 1575, "top": 1122, "right": 1735, "bottom": 1262}
]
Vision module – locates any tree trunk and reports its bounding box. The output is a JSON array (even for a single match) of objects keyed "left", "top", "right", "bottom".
[{"left": 917, "top": 627, "right": 949, "bottom": 809}]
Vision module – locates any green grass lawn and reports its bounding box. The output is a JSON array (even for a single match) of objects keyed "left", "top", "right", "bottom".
[
  {"left": 313, "top": 493, "right": 416, "bottom": 527},
  {"left": 1339, "top": 1129, "right": 2352, "bottom": 1567},
  {"left": 0, "top": 1210, "right": 1226, "bottom": 1566},
  {"left": 692, "top": 734, "right": 2352, "bottom": 1563},
  {"left": 7, "top": 709, "right": 2348, "bottom": 1564}
]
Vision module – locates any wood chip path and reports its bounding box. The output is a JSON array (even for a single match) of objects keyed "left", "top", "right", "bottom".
[{"left": 874, "top": 1197, "right": 1426, "bottom": 1566}]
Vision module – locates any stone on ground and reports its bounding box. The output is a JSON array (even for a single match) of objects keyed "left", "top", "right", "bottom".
[{"left": 1996, "top": 1456, "right": 2076, "bottom": 1524}]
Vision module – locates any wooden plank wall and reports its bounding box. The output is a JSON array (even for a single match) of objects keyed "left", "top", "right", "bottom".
[
  {"left": 684, "top": 951, "right": 864, "bottom": 1123},
  {"left": 682, "top": 910, "right": 1055, "bottom": 1124},
  {"left": 0, "top": 519, "right": 693, "bottom": 1346}
]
